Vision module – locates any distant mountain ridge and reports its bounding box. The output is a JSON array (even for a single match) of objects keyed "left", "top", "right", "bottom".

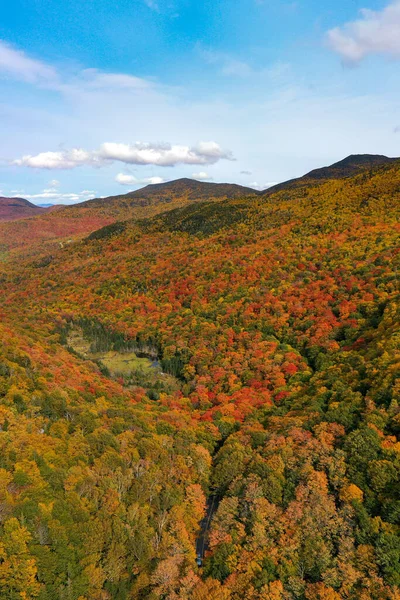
[
  {"left": 88, "top": 153, "right": 400, "bottom": 241},
  {"left": 1, "top": 153, "right": 399, "bottom": 243},
  {"left": 81, "top": 155, "right": 399, "bottom": 206},
  {"left": 126, "top": 178, "right": 257, "bottom": 200},
  {"left": 0, "top": 197, "right": 46, "bottom": 222},
  {"left": 262, "top": 154, "right": 399, "bottom": 195},
  {"left": 79, "top": 178, "right": 258, "bottom": 209}
]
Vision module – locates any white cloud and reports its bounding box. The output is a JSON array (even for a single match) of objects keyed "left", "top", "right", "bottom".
[
  {"left": 14, "top": 148, "right": 102, "bottom": 169},
  {"left": 23, "top": 188, "right": 96, "bottom": 205},
  {"left": 192, "top": 171, "right": 213, "bottom": 181},
  {"left": 99, "top": 141, "right": 233, "bottom": 166},
  {"left": 115, "top": 173, "right": 136, "bottom": 185},
  {"left": 250, "top": 181, "right": 278, "bottom": 191},
  {"left": 0, "top": 40, "right": 58, "bottom": 84},
  {"left": 14, "top": 141, "right": 233, "bottom": 170},
  {"left": 327, "top": 2, "right": 400, "bottom": 63},
  {"left": 48, "top": 179, "right": 60, "bottom": 188},
  {"left": 3, "top": 39, "right": 400, "bottom": 199},
  {"left": 115, "top": 173, "right": 165, "bottom": 186}
]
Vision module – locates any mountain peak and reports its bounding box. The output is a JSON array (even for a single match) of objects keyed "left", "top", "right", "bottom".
[
  {"left": 81, "top": 178, "right": 258, "bottom": 209},
  {"left": 337, "top": 153, "right": 394, "bottom": 163},
  {"left": 263, "top": 153, "right": 399, "bottom": 195},
  {"left": 304, "top": 153, "right": 398, "bottom": 181},
  {"left": 126, "top": 178, "right": 256, "bottom": 199},
  {"left": 0, "top": 196, "right": 35, "bottom": 207}
]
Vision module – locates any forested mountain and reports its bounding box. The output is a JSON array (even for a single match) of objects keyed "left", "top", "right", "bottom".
[
  {"left": 0, "top": 197, "right": 46, "bottom": 222},
  {"left": 83, "top": 179, "right": 258, "bottom": 208},
  {"left": 3, "top": 157, "right": 395, "bottom": 252},
  {"left": 0, "top": 159, "right": 399, "bottom": 599},
  {"left": 0, "top": 180, "right": 256, "bottom": 254},
  {"left": 264, "top": 154, "right": 399, "bottom": 194}
]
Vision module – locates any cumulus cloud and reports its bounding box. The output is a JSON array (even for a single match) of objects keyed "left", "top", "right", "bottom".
[
  {"left": 99, "top": 141, "right": 233, "bottom": 166},
  {"left": 115, "top": 173, "right": 165, "bottom": 186},
  {"left": 327, "top": 1, "right": 400, "bottom": 63},
  {"left": 14, "top": 148, "right": 102, "bottom": 169},
  {"left": 0, "top": 40, "right": 58, "bottom": 84},
  {"left": 14, "top": 141, "right": 234, "bottom": 170},
  {"left": 191, "top": 171, "right": 213, "bottom": 181}
]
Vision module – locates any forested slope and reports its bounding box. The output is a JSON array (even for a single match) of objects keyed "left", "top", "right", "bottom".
[
  {"left": 0, "top": 197, "right": 47, "bottom": 222},
  {"left": 0, "top": 180, "right": 255, "bottom": 255},
  {"left": 0, "top": 162, "right": 399, "bottom": 599},
  {"left": 264, "top": 154, "right": 399, "bottom": 195}
]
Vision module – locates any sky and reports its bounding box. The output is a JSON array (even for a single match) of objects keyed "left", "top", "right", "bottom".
[{"left": 1, "top": 0, "right": 400, "bottom": 204}]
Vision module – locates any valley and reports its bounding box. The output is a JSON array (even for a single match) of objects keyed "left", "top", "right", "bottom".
[{"left": 0, "top": 156, "right": 399, "bottom": 600}]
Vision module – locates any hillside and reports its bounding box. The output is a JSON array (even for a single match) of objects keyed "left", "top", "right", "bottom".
[
  {"left": 0, "top": 179, "right": 257, "bottom": 255},
  {"left": 80, "top": 178, "right": 258, "bottom": 208},
  {"left": 0, "top": 196, "right": 46, "bottom": 221},
  {"left": 263, "top": 153, "right": 400, "bottom": 194},
  {"left": 0, "top": 162, "right": 399, "bottom": 599},
  {"left": 4, "top": 159, "right": 397, "bottom": 254}
]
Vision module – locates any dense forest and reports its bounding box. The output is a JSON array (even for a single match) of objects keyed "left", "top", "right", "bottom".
[{"left": 0, "top": 159, "right": 399, "bottom": 599}]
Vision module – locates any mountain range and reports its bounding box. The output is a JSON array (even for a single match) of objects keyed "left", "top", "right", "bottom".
[
  {"left": 0, "top": 153, "right": 398, "bottom": 256},
  {"left": 2, "top": 154, "right": 398, "bottom": 225}
]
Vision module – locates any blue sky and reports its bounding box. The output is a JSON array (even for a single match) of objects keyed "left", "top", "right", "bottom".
[{"left": 1, "top": 0, "right": 400, "bottom": 203}]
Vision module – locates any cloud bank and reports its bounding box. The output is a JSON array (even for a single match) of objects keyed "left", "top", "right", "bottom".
[
  {"left": 327, "top": 1, "right": 400, "bottom": 63},
  {"left": 14, "top": 141, "right": 234, "bottom": 170}
]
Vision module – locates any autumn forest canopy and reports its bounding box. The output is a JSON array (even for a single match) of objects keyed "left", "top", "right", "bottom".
[{"left": 0, "top": 156, "right": 399, "bottom": 600}]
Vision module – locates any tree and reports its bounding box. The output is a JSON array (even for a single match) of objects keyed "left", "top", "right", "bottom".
[{"left": 0, "top": 518, "right": 41, "bottom": 599}]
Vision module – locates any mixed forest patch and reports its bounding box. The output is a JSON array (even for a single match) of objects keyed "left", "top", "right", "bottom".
[{"left": 63, "top": 320, "right": 181, "bottom": 400}]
